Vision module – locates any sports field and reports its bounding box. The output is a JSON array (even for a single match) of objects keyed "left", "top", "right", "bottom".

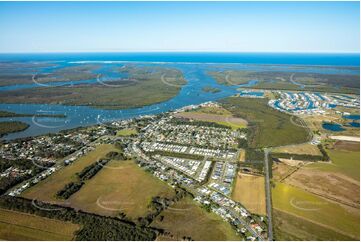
[
  {"left": 22, "top": 144, "right": 118, "bottom": 202},
  {"left": 116, "top": 128, "right": 138, "bottom": 136},
  {"left": 0, "top": 208, "right": 80, "bottom": 241},
  {"left": 151, "top": 196, "right": 241, "bottom": 241},
  {"left": 232, "top": 173, "right": 266, "bottom": 215},
  {"left": 272, "top": 182, "right": 359, "bottom": 240},
  {"left": 68, "top": 160, "right": 175, "bottom": 219}
]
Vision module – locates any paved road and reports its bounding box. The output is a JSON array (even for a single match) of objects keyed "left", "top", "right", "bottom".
[{"left": 264, "top": 149, "right": 273, "bottom": 240}]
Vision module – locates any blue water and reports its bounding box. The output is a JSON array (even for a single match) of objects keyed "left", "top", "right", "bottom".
[
  {"left": 343, "top": 114, "right": 360, "bottom": 120},
  {"left": 322, "top": 122, "right": 346, "bottom": 132},
  {"left": 0, "top": 52, "right": 359, "bottom": 66},
  {"left": 349, "top": 122, "right": 360, "bottom": 128},
  {"left": 0, "top": 52, "right": 359, "bottom": 140}
]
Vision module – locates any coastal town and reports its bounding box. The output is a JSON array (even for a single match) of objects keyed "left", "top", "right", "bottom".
[{"left": 0, "top": 101, "right": 269, "bottom": 241}]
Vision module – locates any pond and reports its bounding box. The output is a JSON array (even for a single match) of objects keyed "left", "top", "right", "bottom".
[
  {"left": 322, "top": 122, "right": 345, "bottom": 132},
  {"left": 343, "top": 114, "right": 360, "bottom": 120}
]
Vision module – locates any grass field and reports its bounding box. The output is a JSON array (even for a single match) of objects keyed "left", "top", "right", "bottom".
[
  {"left": 284, "top": 165, "right": 359, "bottom": 207},
  {"left": 306, "top": 149, "right": 360, "bottom": 180},
  {"left": 220, "top": 97, "right": 309, "bottom": 148},
  {"left": 273, "top": 143, "right": 322, "bottom": 156},
  {"left": 22, "top": 144, "right": 118, "bottom": 202},
  {"left": 176, "top": 105, "right": 247, "bottom": 130},
  {"left": 232, "top": 173, "right": 266, "bottom": 215},
  {"left": 272, "top": 182, "right": 359, "bottom": 239},
  {"left": 116, "top": 128, "right": 138, "bottom": 136},
  {"left": 273, "top": 209, "right": 355, "bottom": 241},
  {"left": 68, "top": 160, "right": 175, "bottom": 219},
  {"left": 0, "top": 208, "right": 80, "bottom": 240},
  {"left": 151, "top": 196, "right": 241, "bottom": 240}
]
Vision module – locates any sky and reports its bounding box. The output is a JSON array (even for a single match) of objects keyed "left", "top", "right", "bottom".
[{"left": 0, "top": 1, "right": 359, "bottom": 53}]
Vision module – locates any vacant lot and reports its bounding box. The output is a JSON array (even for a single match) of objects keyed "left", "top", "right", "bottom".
[
  {"left": 285, "top": 166, "right": 359, "bottom": 207},
  {"left": 232, "top": 173, "right": 266, "bottom": 215},
  {"left": 0, "top": 208, "right": 80, "bottom": 240},
  {"left": 22, "top": 144, "right": 118, "bottom": 202},
  {"left": 307, "top": 149, "right": 360, "bottom": 180},
  {"left": 151, "top": 196, "right": 241, "bottom": 240},
  {"left": 220, "top": 97, "right": 309, "bottom": 147},
  {"left": 273, "top": 143, "right": 322, "bottom": 156},
  {"left": 272, "top": 182, "right": 359, "bottom": 240},
  {"left": 273, "top": 209, "right": 355, "bottom": 241},
  {"left": 116, "top": 128, "right": 138, "bottom": 136},
  {"left": 68, "top": 160, "right": 175, "bottom": 219}
]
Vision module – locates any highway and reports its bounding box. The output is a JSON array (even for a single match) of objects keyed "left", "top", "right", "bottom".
[{"left": 264, "top": 148, "right": 273, "bottom": 240}]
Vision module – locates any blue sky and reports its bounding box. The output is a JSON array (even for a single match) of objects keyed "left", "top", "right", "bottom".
[{"left": 0, "top": 1, "right": 359, "bottom": 53}]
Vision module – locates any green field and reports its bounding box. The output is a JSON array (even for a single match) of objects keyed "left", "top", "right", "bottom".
[
  {"left": 272, "top": 182, "right": 359, "bottom": 239},
  {"left": 273, "top": 209, "right": 355, "bottom": 241},
  {"left": 0, "top": 121, "right": 29, "bottom": 137},
  {"left": 116, "top": 128, "right": 138, "bottom": 136},
  {"left": 0, "top": 65, "right": 187, "bottom": 109},
  {"left": 68, "top": 160, "right": 175, "bottom": 219},
  {"left": 0, "top": 208, "right": 80, "bottom": 240},
  {"left": 151, "top": 196, "right": 241, "bottom": 240},
  {"left": 307, "top": 149, "right": 360, "bottom": 180},
  {"left": 220, "top": 97, "right": 309, "bottom": 147},
  {"left": 22, "top": 144, "right": 118, "bottom": 202}
]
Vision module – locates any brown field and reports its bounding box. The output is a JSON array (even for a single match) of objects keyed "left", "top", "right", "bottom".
[
  {"left": 67, "top": 160, "right": 175, "bottom": 220},
  {"left": 232, "top": 172, "right": 266, "bottom": 215},
  {"left": 333, "top": 140, "right": 360, "bottom": 152},
  {"left": 272, "top": 162, "right": 299, "bottom": 182},
  {"left": 273, "top": 143, "right": 322, "bottom": 156},
  {"left": 151, "top": 196, "right": 241, "bottom": 241},
  {"left": 22, "top": 144, "right": 118, "bottom": 203},
  {"left": 284, "top": 166, "right": 360, "bottom": 208},
  {"left": 0, "top": 208, "right": 80, "bottom": 241}
]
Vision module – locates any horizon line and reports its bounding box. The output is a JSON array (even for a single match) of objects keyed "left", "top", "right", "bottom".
[{"left": 0, "top": 50, "right": 360, "bottom": 55}]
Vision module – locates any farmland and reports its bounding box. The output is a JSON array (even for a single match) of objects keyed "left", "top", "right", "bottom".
[
  {"left": 272, "top": 182, "right": 360, "bottom": 240},
  {"left": 232, "top": 173, "right": 266, "bottom": 215},
  {"left": 220, "top": 97, "right": 309, "bottom": 147},
  {"left": 0, "top": 208, "right": 80, "bottom": 240},
  {"left": 22, "top": 144, "right": 118, "bottom": 202},
  {"left": 151, "top": 196, "right": 241, "bottom": 241},
  {"left": 68, "top": 160, "right": 175, "bottom": 219}
]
